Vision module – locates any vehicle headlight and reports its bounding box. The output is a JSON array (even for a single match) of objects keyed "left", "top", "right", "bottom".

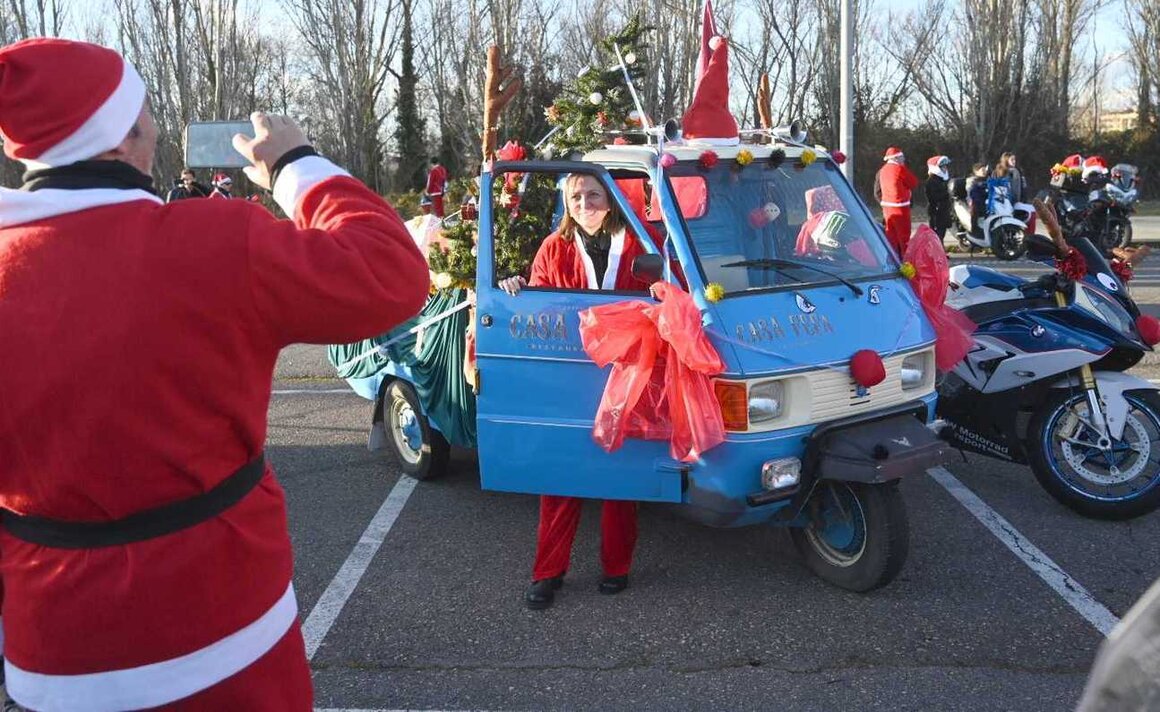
[
  {"left": 1078, "top": 284, "right": 1135, "bottom": 335},
  {"left": 748, "top": 380, "right": 784, "bottom": 424},
  {"left": 901, "top": 352, "right": 931, "bottom": 390}
]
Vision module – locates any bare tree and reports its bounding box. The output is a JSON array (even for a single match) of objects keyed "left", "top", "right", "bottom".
[{"left": 282, "top": 0, "right": 402, "bottom": 191}]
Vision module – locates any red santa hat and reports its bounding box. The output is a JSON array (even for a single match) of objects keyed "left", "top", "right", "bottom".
[
  {"left": 680, "top": 36, "right": 738, "bottom": 145},
  {"left": 1082, "top": 155, "right": 1109, "bottom": 179},
  {"left": 1061, "top": 153, "right": 1084, "bottom": 170},
  {"left": 883, "top": 146, "right": 904, "bottom": 161},
  {"left": 0, "top": 38, "right": 146, "bottom": 169},
  {"left": 926, "top": 155, "right": 950, "bottom": 178}
]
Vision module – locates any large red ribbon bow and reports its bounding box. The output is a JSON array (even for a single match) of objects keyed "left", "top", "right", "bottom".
[{"left": 579, "top": 282, "right": 726, "bottom": 462}]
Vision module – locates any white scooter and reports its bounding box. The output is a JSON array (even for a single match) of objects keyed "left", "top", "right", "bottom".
[{"left": 950, "top": 177, "right": 1028, "bottom": 261}]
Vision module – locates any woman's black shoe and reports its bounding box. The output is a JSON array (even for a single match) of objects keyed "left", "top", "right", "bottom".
[
  {"left": 525, "top": 576, "right": 563, "bottom": 610},
  {"left": 599, "top": 575, "right": 629, "bottom": 595}
]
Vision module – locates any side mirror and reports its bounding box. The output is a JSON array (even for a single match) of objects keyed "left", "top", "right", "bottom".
[
  {"left": 631, "top": 254, "right": 665, "bottom": 284},
  {"left": 1025, "top": 233, "right": 1057, "bottom": 258}
]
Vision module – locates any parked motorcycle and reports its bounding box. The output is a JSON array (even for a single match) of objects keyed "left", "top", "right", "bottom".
[
  {"left": 1097, "top": 164, "right": 1140, "bottom": 252},
  {"left": 1041, "top": 164, "right": 1139, "bottom": 255},
  {"left": 949, "top": 177, "right": 1027, "bottom": 260},
  {"left": 936, "top": 228, "right": 1160, "bottom": 519}
]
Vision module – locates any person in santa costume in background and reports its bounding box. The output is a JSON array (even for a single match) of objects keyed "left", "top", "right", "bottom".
[
  {"left": 873, "top": 145, "right": 920, "bottom": 255},
  {"left": 425, "top": 156, "right": 449, "bottom": 217},
  {"left": 0, "top": 38, "right": 428, "bottom": 710},
  {"left": 210, "top": 171, "right": 234, "bottom": 198}
]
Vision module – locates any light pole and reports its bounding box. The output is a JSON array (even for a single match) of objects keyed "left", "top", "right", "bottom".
[{"left": 840, "top": 0, "right": 853, "bottom": 181}]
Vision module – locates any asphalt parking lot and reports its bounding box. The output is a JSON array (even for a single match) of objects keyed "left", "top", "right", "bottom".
[{"left": 272, "top": 251, "right": 1160, "bottom": 711}]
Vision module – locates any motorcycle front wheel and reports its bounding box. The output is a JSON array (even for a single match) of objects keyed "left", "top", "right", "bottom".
[
  {"left": 789, "top": 481, "right": 909, "bottom": 592},
  {"left": 991, "top": 224, "right": 1026, "bottom": 261},
  {"left": 1106, "top": 216, "right": 1133, "bottom": 251},
  {"left": 1028, "top": 389, "right": 1160, "bottom": 520}
]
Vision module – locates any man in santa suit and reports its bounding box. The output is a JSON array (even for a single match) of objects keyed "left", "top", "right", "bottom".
[
  {"left": 425, "top": 156, "right": 449, "bottom": 217},
  {"left": 0, "top": 38, "right": 429, "bottom": 709},
  {"left": 499, "top": 173, "right": 656, "bottom": 609},
  {"left": 873, "top": 145, "right": 920, "bottom": 255}
]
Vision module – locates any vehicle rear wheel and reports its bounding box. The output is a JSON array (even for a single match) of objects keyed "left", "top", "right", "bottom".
[
  {"left": 383, "top": 380, "right": 450, "bottom": 480},
  {"left": 790, "top": 481, "right": 909, "bottom": 592},
  {"left": 992, "top": 225, "right": 1026, "bottom": 261},
  {"left": 1028, "top": 389, "right": 1160, "bottom": 519}
]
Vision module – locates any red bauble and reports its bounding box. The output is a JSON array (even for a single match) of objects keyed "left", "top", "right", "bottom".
[
  {"left": 1137, "top": 314, "right": 1160, "bottom": 346},
  {"left": 831, "top": 150, "right": 847, "bottom": 164},
  {"left": 850, "top": 349, "right": 886, "bottom": 388},
  {"left": 699, "top": 150, "right": 719, "bottom": 170}
]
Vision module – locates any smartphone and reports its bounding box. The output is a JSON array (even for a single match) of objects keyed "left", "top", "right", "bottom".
[{"left": 184, "top": 120, "right": 254, "bottom": 169}]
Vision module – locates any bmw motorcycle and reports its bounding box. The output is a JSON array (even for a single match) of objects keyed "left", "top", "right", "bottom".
[{"left": 936, "top": 233, "right": 1160, "bottom": 519}]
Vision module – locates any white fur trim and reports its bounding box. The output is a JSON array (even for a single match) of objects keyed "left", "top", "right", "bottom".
[
  {"left": 683, "top": 136, "right": 740, "bottom": 147},
  {"left": 880, "top": 200, "right": 911, "bottom": 208},
  {"left": 20, "top": 63, "right": 146, "bottom": 170},
  {"left": 575, "top": 227, "right": 626, "bottom": 290},
  {"left": 0, "top": 187, "right": 161, "bottom": 228},
  {"left": 7, "top": 582, "right": 298, "bottom": 712},
  {"left": 272, "top": 155, "right": 351, "bottom": 219}
]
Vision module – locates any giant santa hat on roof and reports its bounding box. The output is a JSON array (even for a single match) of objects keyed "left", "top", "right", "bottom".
[
  {"left": 0, "top": 38, "right": 146, "bottom": 169},
  {"left": 680, "top": 34, "right": 739, "bottom": 146}
]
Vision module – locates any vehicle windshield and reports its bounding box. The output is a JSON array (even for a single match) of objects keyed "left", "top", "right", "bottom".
[{"left": 663, "top": 159, "right": 897, "bottom": 294}]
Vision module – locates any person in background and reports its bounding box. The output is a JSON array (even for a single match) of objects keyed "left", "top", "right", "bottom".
[
  {"left": 967, "top": 162, "right": 990, "bottom": 238},
  {"left": 166, "top": 167, "right": 211, "bottom": 202},
  {"left": 1000, "top": 152, "right": 1026, "bottom": 204},
  {"left": 210, "top": 172, "right": 234, "bottom": 198},
  {"left": 873, "top": 145, "right": 920, "bottom": 255},
  {"left": 924, "top": 155, "right": 952, "bottom": 242},
  {"left": 0, "top": 37, "right": 429, "bottom": 709},
  {"left": 425, "top": 156, "right": 449, "bottom": 217}
]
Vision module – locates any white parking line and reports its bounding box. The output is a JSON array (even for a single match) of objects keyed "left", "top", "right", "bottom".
[
  {"left": 928, "top": 466, "right": 1120, "bottom": 636},
  {"left": 301, "top": 475, "right": 419, "bottom": 660},
  {"left": 272, "top": 388, "right": 353, "bottom": 394}
]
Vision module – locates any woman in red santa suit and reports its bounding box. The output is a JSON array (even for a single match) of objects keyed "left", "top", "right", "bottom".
[{"left": 499, "top": 173, "right": 655, "bottom": 609}]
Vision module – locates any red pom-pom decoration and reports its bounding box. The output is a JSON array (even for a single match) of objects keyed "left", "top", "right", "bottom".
[
  {"left": 660, "top": 152, "right": 677, "bottom": 169},
  {"left": 1112, "top": 259, "right": 1134, "bottom": 283},
  {"left": 1056, "top": 247, "right": 1088, "bottom": 282},
  {"left": 699, "top": 150, "right": 719, "bottom": 170},
  {"left": 831, "top": 150, "right": 847, "bottom": 164},
  {"left": 849, "top": 349, "right": 886, "bottom": 388},
  {"left": 1137, "top": 314, "right": 1160, "bottom": 346}
]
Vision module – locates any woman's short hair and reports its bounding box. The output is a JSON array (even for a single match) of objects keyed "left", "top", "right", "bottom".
[{"left": 558, "top": 173, "right": 625, "bottom": 238}]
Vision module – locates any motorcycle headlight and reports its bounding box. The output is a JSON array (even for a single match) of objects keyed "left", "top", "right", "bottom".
[
  {"left": 901, "top": 351, "right": 933, "bottom": 390},
  {"left": 1077, "top": 284, "right": 1135, "bottom": 335},
  {"left": 748, "top": 380, "right": 785, "bottom": 424}
]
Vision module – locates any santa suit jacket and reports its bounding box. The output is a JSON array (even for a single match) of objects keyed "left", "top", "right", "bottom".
[
  {"left": 875, "top": 162, "right": 920, "bottom": 208},
  {"left": 425, "top": 164, "right": 448, "bottom": 197},
  {"left": 0, "top": 156, "right": 429, "bottom": 708},
  {"left": 529, "top": 226, "right": 654, "bottom": 291}
]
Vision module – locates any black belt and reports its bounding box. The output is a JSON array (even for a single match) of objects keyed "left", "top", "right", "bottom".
[{"left": 2, "top": 454, "right": 266, "bottom": 549}]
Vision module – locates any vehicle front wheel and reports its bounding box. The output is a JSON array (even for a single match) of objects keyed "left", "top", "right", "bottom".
[
  {"left": 1027, "top": 389, "right": 1160, "bottom": 519},
  {"left": 382, "top": 380, "right": 450, "bottom": 480},
  {"left": 789, "top": 481, "right": 909, "bottom": 592},
  {"left": 992, "top": 225, "right": 1026, "bottom": 261}
]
